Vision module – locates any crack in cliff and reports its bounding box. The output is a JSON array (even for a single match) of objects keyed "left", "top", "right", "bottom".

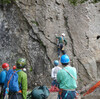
[
  {"left": 13, "top": 2, "right": 59, "bottom": 70},
  {"left": 29, "top": 32, "right": 53, "bottom": 67},
  {"left": 85, "top": 33, "right": 89, "bottom": 49},
  {"left": 64, "top": 16, "right": 76, "bottom": 57},
  {"left": 45, "top": 36, "right": 57, "bottom": 45},
  {"left": 38, "top": 29, "right": 57, "bottom": 45},
  {"left": 3, "top": 2, "right": 53, "bottom": 71},
  {"left": 28, "top": 27, "right": 54, "bottom": 69},
  {"left": 77, "top": 58, "right": 94, "bottom": 80},
  {"left": 27, "top": 24, "right": 53, "bottom": 67},
  {"left": 78, "top": 69, "right": 89, "bottom": 87},
  {"left": 15, "top": 1, "right": 56, "bottom": 47},
  {"left": 78, "top": 70, "right": 83, "bottom": 83},
  {"left": 14, "top": 1, "right": 57, "bottom": 66}
]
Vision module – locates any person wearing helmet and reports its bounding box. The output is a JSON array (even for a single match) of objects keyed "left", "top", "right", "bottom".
[
  {"left": 57, "top": 54, "right": 77, "bottom": 99},
  {"left": 51, "top": 60, "right": 62, "bottom": 84},
  {"left": 9, "top": 58, "right": 27, "bottom": 99},
  {"left": 13, "top": 65, "right": 16, "bottom": 70},
  {"left": 55, "top": 33, "right": 67, "bottom": 59},
  {"left": 0, "top": 63, "right": 9, "bottom": 99},
  {"left": 49, "top": 60, "right": 62, "bottom": 92}
]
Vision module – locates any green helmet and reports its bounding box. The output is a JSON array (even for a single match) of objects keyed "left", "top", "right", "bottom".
[{"left": 16, "top": 58, "right": 26, "bottom": 69}]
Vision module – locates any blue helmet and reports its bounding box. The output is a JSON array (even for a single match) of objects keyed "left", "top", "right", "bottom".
[
  {"left": 54, "top": 60, "right": 59, "bottom": 66},
  {"left": 61, "top": 54, "right": 70, "bottom": 63}
]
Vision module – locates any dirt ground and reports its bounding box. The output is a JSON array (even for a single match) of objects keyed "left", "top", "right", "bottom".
[{"left": 48, "top": 92, "right": 58, "bottom": 99}]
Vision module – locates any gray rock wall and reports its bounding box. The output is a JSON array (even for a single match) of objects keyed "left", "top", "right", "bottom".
[
  {"left": 0, "top": 3, "right": 51, "bottom": 88},
  {"left": 0, "top": 0, "right": 100, "bottom": 91}
]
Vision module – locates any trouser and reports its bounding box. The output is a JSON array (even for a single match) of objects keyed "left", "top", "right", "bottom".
[
  {"left": 58, "top": 89, "right": 76, "bottom": 99},
  {"left": 57, "top": 44, "right": 66, "bottom": 56},
  {"left": 9, "top": 92, "right": 23, "bottom": 99},
  {"left": 0, "top": 83, "right": 5, "bottom": 99}
]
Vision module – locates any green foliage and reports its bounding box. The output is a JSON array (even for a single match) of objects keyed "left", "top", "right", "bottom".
[
  {"left": 31, "top": 20, "right": 39, "bottom": 26},
  {"left": 80, "top": 0, "right": 88, "bottom": 4},
  {"left": 3, "top": 0, "right": 11, "bottom": 4},
  {"left": 0, "top": 0, "right": 15, "bottom": 4},
  {"left": 68, "top": 0, "right": 100, "bottom": 5},
  {"left": 68, "top": 0, "right": 78, "bottom": 5}
]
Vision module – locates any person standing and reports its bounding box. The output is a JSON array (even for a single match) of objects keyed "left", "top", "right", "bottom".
[
  {"left": 13, "top": 65, "right": 16, "bottom": 70},
  {"left": 51, "top": 60, "right": 62, "bottom": 86},
  {"left": 8, "top": 58, "right": 27, "bottom": 99},
  {"left": 57, "top": 54, "right": 77, "bottom": 99},
  {"left": 49, "top": 60, "right": 62, "bottom": 92},
  {"left": 55, "top": 33, "right": 67, "bottom": 58},
  {"left": 0, "top": 63, "right": 9, "bottom": 99}
]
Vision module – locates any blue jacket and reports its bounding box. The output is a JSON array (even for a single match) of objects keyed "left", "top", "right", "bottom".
[{"left": 0, "top": 70, "right": 7, "bottom": 84}]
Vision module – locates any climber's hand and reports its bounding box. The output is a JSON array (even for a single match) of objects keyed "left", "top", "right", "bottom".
[{"left": 55, "top": 34, "right": 57, "bottom": 36}]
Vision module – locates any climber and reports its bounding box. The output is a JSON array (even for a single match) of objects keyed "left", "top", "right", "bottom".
[
  {"left": 8, "top": 58, "right": 27, "bottom": 99},
  {"left": 13, "top": 65, "right": 16, "bottom": 70},
  {"left": 57, "top": 54, "right": 77, "bottom": 99},
  {"left": 0, "top": 63, "right": 9, "bottom": 99},
  {"left": 22, "top": 68, "right": 26, "bottom": 72},
  {"left": 13, "top": 65, "right": 26, "bottom": 72},
  {"left": 49, "top": 60, "right": 62, "bottom": 92},
  {"left": 55, "top": 33, "right": 67, "bottom": 58}
]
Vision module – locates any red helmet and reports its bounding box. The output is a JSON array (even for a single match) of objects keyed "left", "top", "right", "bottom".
[
  {"left": 2, "top": 63, "right": 9, "bottom": 69},
  {"left": 13, "top": 65, "right": 16, "bottom": 70}
]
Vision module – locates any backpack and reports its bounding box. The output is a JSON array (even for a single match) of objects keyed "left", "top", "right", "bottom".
[
  {"left": 57, "top": 36, "right": 67, "bottom": 45},
  {"left": 5, "top": 69, "right": 21, "bottom": 92},
  {"left": 31, "top": 86, "right": 50, "bottom": 99}
]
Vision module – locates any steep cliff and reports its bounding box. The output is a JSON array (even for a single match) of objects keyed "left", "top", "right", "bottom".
[{"left": 0, "top": 0, "right": 100, "bottom": 91}]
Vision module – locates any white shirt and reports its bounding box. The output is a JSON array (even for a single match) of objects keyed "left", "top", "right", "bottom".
[{"left": 51, "top": 66, "right": 62, "bottom": 80}]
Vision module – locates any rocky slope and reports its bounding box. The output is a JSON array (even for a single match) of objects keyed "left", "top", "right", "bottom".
[{"left": 0, "top": 0, "right": 100, "bottom": 94}]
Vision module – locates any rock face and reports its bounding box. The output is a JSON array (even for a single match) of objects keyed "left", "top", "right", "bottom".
[{"left": 0, "top": 0, "right": 100, "bottom": 92}]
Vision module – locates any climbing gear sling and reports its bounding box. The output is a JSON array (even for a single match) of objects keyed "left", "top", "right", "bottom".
[
  {"left": 83, "top": 81, "right": 100, "bottom": 96},
  {"left": 63, "top": 68, "right": 77, "bottom": 81}
]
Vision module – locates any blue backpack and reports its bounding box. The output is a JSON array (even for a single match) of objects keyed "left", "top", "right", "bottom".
[{"left": 5, "top": 69, "right": 21, "bottom": 92}]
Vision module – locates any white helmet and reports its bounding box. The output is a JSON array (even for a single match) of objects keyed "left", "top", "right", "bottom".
[
  {"left": 23, "top": 68, "right": 26, "bottom": 72},
  {"left": 62, "top": 33, "right": 65, "bottom": 37}
]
